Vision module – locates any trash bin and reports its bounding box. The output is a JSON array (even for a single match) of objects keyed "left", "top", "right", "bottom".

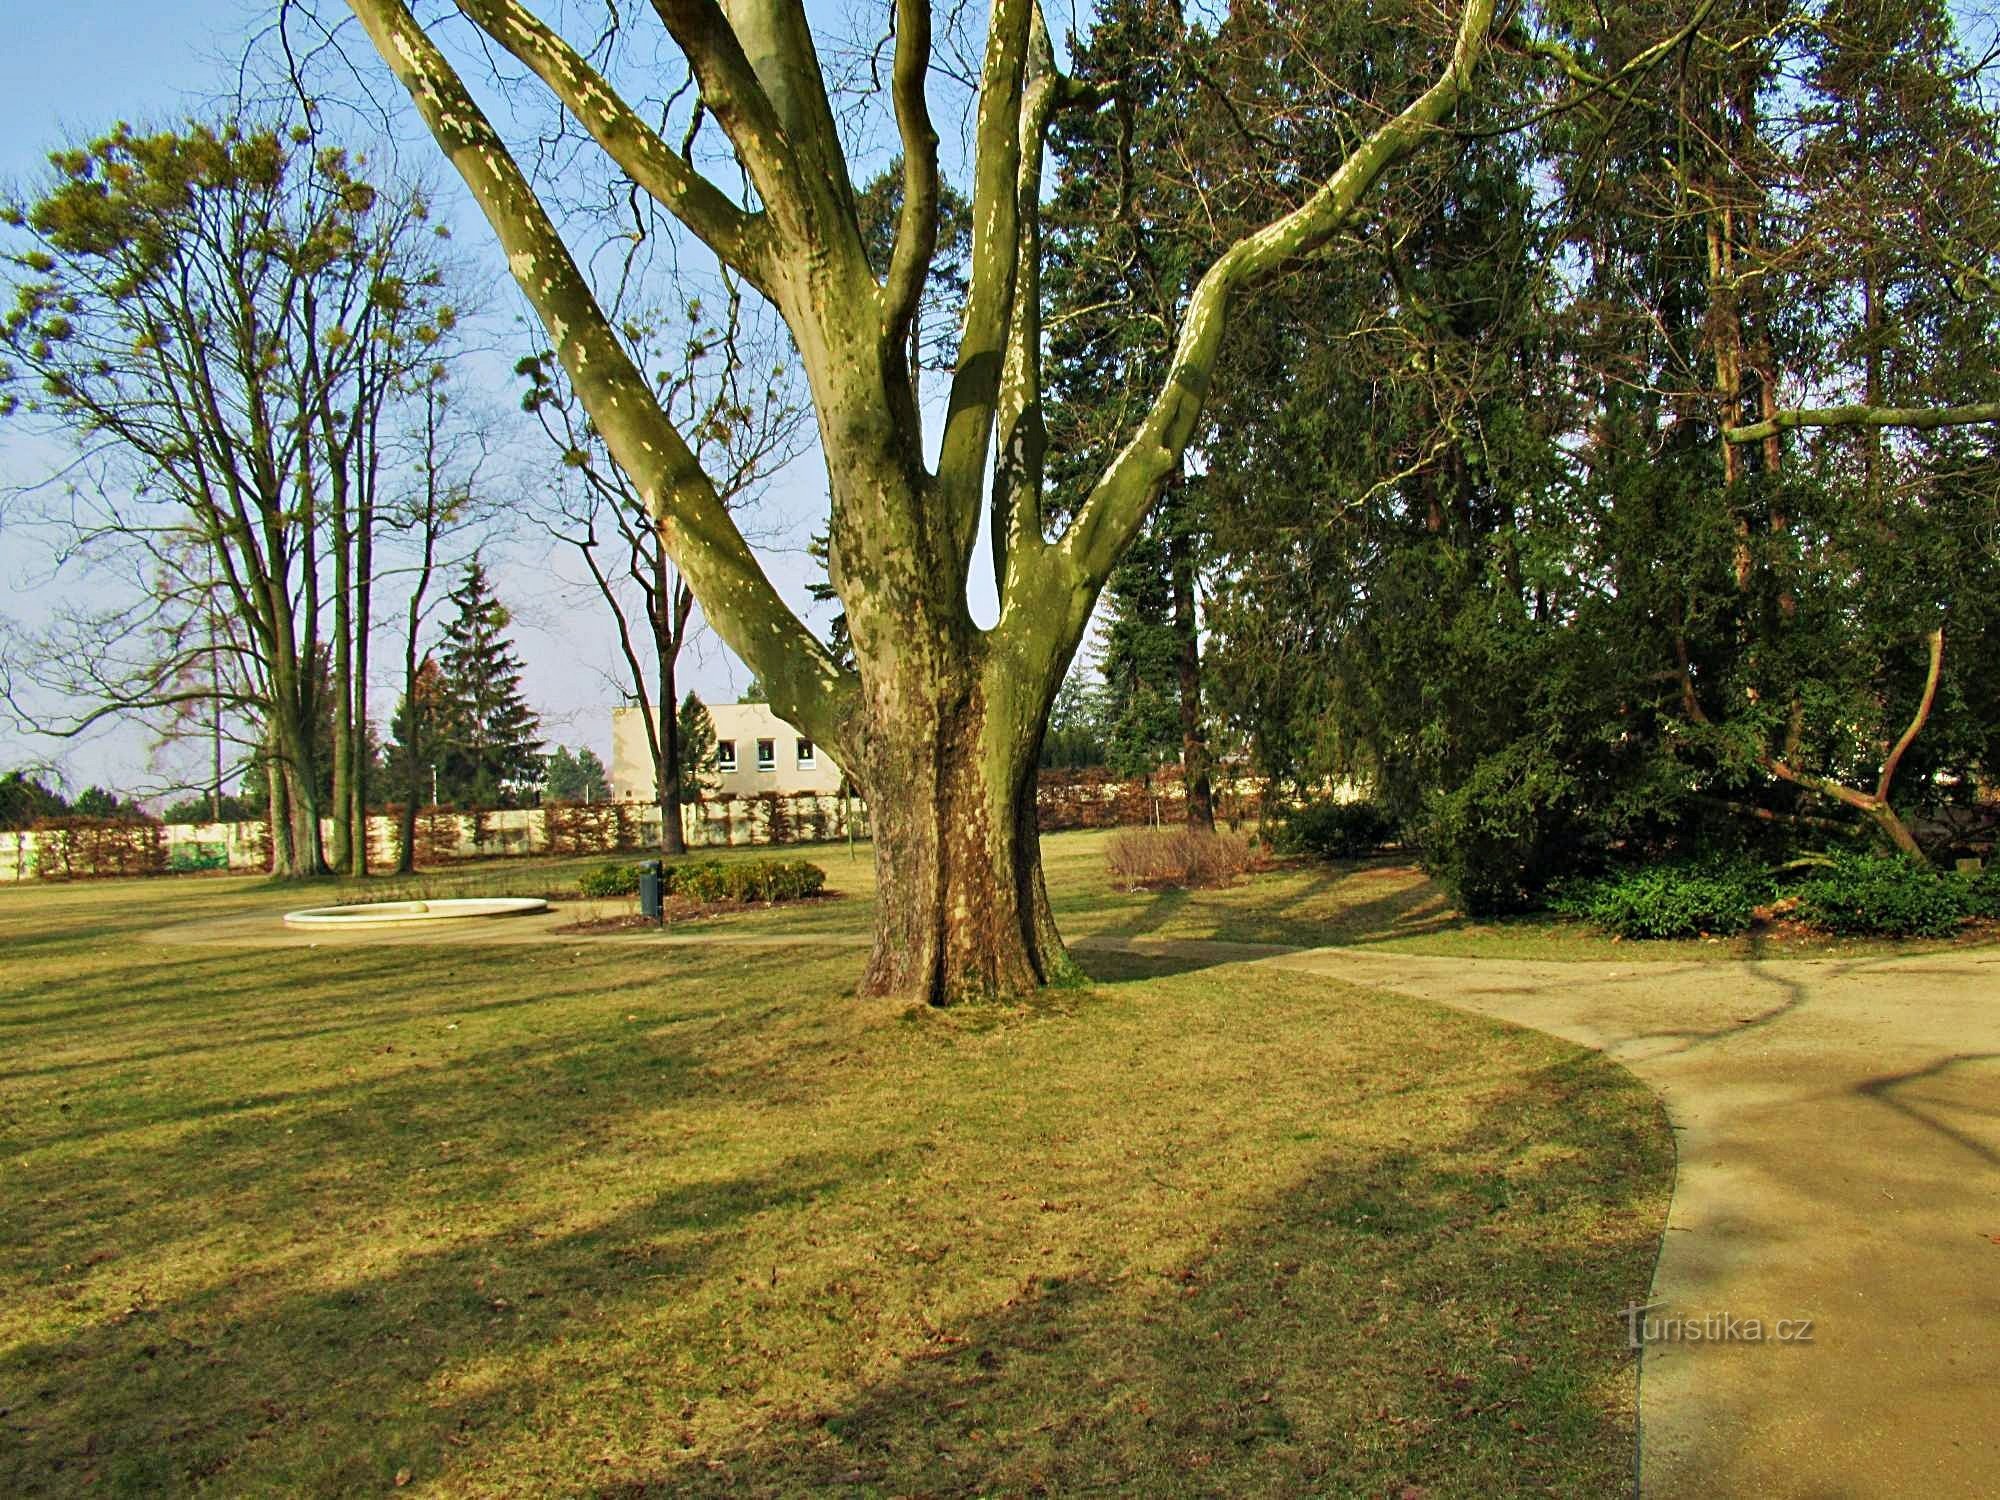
[{"left": 638, "top": 860, "right": 663, "bottom": 923}]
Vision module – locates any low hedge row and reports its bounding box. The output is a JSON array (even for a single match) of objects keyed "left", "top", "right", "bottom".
[
  {"left": 577, "top": 856, "right": 826, "bottom": 904},
  {"left": 1549, "top": 862, "right": 1769, "bottom": 940},
  {"left": 1554, "top": 853, "right": 1996, "bottom": 940}
]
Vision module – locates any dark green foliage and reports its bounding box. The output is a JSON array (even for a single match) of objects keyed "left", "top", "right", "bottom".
[
  {"left": 1041, "top": 669, "right": 1111, "bottom": 769},
  {"left": 544, "top": 746, "right": 609, "bottom": 804},
  {"left": 578, "top": 862, "right": 640, "bottom": 899},
  {"left": 1967, "top": 865, "right": 2000, "bottom": 920},
  {"left": 160, "top": 792, "right": 265, "bottom": 825},
  {"left": 70, "top": 786, "right": 144, "bottom": 820},
  {"left": 0, "top": 771, "right": 68, "bottom": 829},
  {"left": 676, "top": 693, "right": 719, "bottom": 803},
  {"left": 1792, "top": 855, "right": 1977, "bottom": 937},
  {"left": 1550, "top": 864, "right": 1768, "bottom": 941},
  {"left": 1271, "top": 799, "right": 1399, "bottom": 860},
  {"left": 432, "top": 562, "right": 543, "bottom": 807},
  {"left": 1412, "top": 747, "right": 1595, "bottom": 917}
]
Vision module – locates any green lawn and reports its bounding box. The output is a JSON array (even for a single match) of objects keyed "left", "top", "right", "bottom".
[{"left": 2, "top": 840, "right": 1674, "bottom": 1496}]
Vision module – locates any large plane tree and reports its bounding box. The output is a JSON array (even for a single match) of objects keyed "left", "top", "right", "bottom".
[{"left": 338, "top": 0, "right": 1499, "bottom": 1001}]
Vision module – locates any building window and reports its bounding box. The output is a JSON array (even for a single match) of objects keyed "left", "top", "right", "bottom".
[
  {"left": 716, "top": 739, "right": 737, "bottom": 772},
  {"left": 756, "top": 738, "right": 776, "bottom": 771},
  {"left": 796, "top": 738, "right": 815, "bottom": 768}
]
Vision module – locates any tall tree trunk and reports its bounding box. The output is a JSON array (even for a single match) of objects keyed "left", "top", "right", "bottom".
[
  {"left": 851, "top": 648, "right": 1079, "bottom": 1005},
  {"left": 1171, "top": 534, "right": 1215, "bottom": 833},
  {"left": 274, "top": 703, "right": 326, "bottom": 877},
  {"left": 350, "top": 484, "right": 374, "bottom": 877},
  {"left": 331, "top": 498, "right": 355, "bottom": 874},
  {"left": 397, "top": 785, "right": 422, "bottom": 875},
  {"left": 658, "top": 645, "right": 686, "bottom": 856},
  {"left": 265, "top": 736, "right": 294, "bottom": 876}
]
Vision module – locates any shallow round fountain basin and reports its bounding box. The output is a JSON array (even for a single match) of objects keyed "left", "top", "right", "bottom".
[{"left": 282, "top": 897, "right": 548, "bottom": 928}]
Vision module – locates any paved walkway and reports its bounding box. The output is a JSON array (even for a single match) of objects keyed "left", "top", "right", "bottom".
[{"left": 148, "top": 911, "right": 1999, "bottom": 1495}]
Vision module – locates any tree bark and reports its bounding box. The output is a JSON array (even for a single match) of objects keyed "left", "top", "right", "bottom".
[
  {"left": 658, "top": 644, "right": 687, "bottom": 856},
  {"left": 1171, "top": 529, "right": 1215, "bottom": 833},
  {"left": 852, "top": 650, "right": 1079, "bottom": 1004}
]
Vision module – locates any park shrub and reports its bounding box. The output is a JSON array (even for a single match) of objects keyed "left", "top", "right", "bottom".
[
  {"left": 1105, "top": 828, "right": 1255, "bottom": 889},
  {"left": 1967, "top": 864, "right": 2000, "bottom": 920},
  {"left": 1412, "top": 748, "right": 1591, "bottom": 916},
  {"left": 665, "top": 857, "right": 826, "bottom": 904},
  {"left": 1270, "top": 798, "right": 1398, "bottom": 859},
  {"left": 167, "top": 843, "right": 229, "bottom": 873},
  {"left": 1791, "top": 854, "right": 1976, "bottom": 938},
  {"left": 578, "top": 861, "right": 641, "bottom": 899},
  {"left": 1549, "top": 862, "right": 1767, "bottom": 940}
]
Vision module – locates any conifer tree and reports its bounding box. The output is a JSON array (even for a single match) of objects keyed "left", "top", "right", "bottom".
[{"left": 434, "top": 562, "right": 544, "bottom": 806}]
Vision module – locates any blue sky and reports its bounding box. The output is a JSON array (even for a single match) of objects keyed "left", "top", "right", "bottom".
[{"left": 0, "top": 1, "right": 863, "bottom": 799}]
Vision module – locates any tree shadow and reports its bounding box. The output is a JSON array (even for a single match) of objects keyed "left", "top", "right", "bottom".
[
  {"left": 1854, "top": 1051, "right": 2000, "bottom": 1170},
  {"left": 586, "top": 1057, "right": 1666, "bottom": 1497},
  {"left": 0, "top": 1155, "right": 864, "bottom": 1495}
]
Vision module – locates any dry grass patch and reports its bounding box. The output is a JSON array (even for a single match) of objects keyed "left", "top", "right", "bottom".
[{"left": 1, "top": 875, "right": 1669, "bottom": 1497}]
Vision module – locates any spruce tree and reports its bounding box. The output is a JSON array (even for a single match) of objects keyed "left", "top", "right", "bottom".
[
  {"left": 676, "top": 693, "right": 720, "bottom": 805},
  {"left": 434, "top": 562, "right": 544, "bottom": 807}
]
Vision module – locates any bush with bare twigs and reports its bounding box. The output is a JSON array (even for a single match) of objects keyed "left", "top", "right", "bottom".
[{"left": 1106, "top": 828, "right": 1257, "bottom": 890}]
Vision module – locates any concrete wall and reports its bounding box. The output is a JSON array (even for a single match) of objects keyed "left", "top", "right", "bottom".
[{"left": 611, "top": 702, "right": 847, "bottom": 803}]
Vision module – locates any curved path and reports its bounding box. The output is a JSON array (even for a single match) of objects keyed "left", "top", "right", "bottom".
[
  {"left": 1241, "top": 942, "right": 2000, "bottom": 1499},
  {"left": 149, "top": 909, "right": 2000, "bottom": 1496}
]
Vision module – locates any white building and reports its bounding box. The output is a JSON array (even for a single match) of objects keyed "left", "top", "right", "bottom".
[{"left": 610, "top": 701, "right": 846, "bottom": 802}]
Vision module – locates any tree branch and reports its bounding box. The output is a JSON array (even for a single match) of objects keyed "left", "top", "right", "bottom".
[
  {"left": 451, "top": 0, "right": 770, "bottom": 286},
  {"left": 881, "top": 0, "right": 941, "bottom": 344},
  {"left": 1051, "top": 0, "right": 1498, "bottom": 590},
  {"left": 934, "top": 0, "right": 1035, "bottom": 555},
  {"left": 345, "top": 0, "right": 854, "bottom": 748},
  {"left": 1876, "top": 627, "right": 1944, "bottom": 805},
  {"left": 991, "top": 3, "right": 1062, "bottom": 600},
  {"left": 1725, "top": 401, "right": 2000, "bottom": 443}
]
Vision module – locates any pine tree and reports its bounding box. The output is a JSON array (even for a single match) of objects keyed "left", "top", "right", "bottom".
[
  {"left": 543, "top": 745, "right": 609, "bottom": 803},
  {"left": 433, "top": 562, "right": 544, "bottom": 807},
  {"left": 574, "top": 748, "right": 609, "bottom": 803},
  {"left": 676, "top": 693, "right": 720, "bottom": 804}
]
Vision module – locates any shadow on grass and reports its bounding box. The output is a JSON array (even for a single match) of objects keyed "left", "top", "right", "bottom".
[
  {"left": 1073, "top": 859, "right": 1476, "bottom": 952},
  {"left": 2, "top": 1049, "right": 1667, "bottom": 1498},
  {"left": 606, "top": 1061, "right": 1664, "bottom": 1499}
]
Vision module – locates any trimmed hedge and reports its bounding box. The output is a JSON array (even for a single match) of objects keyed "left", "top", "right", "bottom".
[
  {"left": 577, "top": 857, "right": 827, "bottom": 904},
  {"left": 669, "top": 857, "right": 826, "bottom": 903},
  {"left": 578, "top": 862, "right": 641, "bottom": 898}
]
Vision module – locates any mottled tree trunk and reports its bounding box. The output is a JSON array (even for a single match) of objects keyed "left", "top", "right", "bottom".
[
  {"left": 348, "top": 0, "right": 1499, "bottom": 1002},
  {"left": 851, "top": 650, "right": 1078, "bottom": 1005}
]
